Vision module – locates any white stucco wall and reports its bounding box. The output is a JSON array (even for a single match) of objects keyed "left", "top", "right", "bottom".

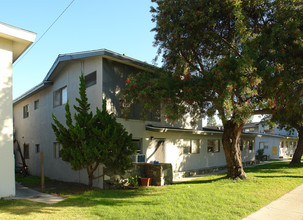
[
  {"left": 0, "top": 23, "right": 35, "bottom": 198},
  {"left": 0, "top": 38, "right": 15, "bottom": 197},
  {"left": 279, "top": 138, "right": 297, "bottom": 158},
  {"left": 255, "top": 136, "right": 281, "bottom": 159}
]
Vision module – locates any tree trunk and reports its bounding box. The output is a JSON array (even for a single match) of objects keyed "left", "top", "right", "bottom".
[
  {"left": 290, "top": 126, "right": 303, "bottom": 165},
  {"left": 88, "top": 172, "right": 94, "bottom": 188},
  {"left": 222, "top": 120, "right": 247, "bottom": 179}
]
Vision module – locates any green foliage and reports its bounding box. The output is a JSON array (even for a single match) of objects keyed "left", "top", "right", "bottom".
[
  {"left": 257, "top": 149, "right": 264, "bottom": 157},
  {"left": 128, "top": 175, "right": 140, "bottom": 187},
  {"left": 120, "top": 0, "right": 303, "bottom": 178},
  {"left": 52, "top": 74, "right": 136, "bottom": 187},
  {"left": 121, "top": 0, "right": 303, "bottom": 125}
]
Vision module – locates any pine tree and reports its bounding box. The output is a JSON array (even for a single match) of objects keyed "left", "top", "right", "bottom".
[{"left": 52, "top": 74, "right": 136, "bottom": 188}]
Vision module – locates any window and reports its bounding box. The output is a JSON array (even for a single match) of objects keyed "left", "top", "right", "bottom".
[
  {"left": 207, "top": 139, "right": 220, "bottom": 153},
  {"left": 85, "top": 71, "right": 97, "bottom": 88},
  {"left": 280, "top": 141, "right": 284, "bottom": 148},
  {"left": 132, "top": 139, "right": 142, "bottom": 154},
  {"left": 239, "top": 139, "right": 244, "bottom": 151},
  {"left": 182, "top": 139, "right": 200, "bottom": 154},
  {"left": 183, "top": 139, "right": 191, "bottom": 154},
  {"left": 35, "top": 144, "right": 40, "bottom": 153},
  {"left": 23, "top": 105, "right": 29, "bottom": 118},
  {"left": 248, "top": 140, "right": 254, "bottom": 151},
  {"left": 54, "top": 142, "right": 62, "bottom": 158},
  {"left": 286, "top": 141, "right": 289, "bottom": 148},
  {"left": 34, "top": 100, "right": 39, "bottom": 110},
  {"left": 191, "top": 140, "right": 200, "bottom": 154},
  {"left": 53, "top": 86, "right": 67, "bottom": 107},
  {"left": 24, "top": 144, "right": 29, "bottom": 159}
]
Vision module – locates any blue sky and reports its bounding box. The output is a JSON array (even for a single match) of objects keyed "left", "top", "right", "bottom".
[{"left": 1, "top": 0, "right": 158, "bottom": 98}]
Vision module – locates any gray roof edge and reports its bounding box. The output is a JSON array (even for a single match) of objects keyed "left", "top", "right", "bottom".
[
  {"left": 43, "top": 49, "right": 155, "bottom": 81},
  {"left": 13, "top": 49, "right": 155, "bottom": 104},
  {"left": 246, "top": 132, "right": 298, "bottom": 139},
  {"left": 15, "top": 48, "right": 155, "bottom": 105},
  {"left": 13, "top": 81, "right": 52, "bottom": 105}
]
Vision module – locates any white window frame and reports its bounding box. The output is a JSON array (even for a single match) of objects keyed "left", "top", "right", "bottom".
[
  {"left": 35, "top": 144, "right": 40, "bottom": 153},
  {"left": 53, "top": 86, "right": 67, "bottom": 107},
  {"left": 85, "top": 71, "right": 97, "bottom": 88},
  {"left": 207, "top": 139, "right": 220, "bottom": 153},
  {"left": 183, "top": 139, "right": 200, "bottom": 154},
  {"left": 23, "top": 104, "right": 29, "bottom": 118},
  {"left": 54, "top": 142, "right": 62, "bottom": 159},
  {"left": 34, "top": 100, "right": 39, "bottom": 110}
]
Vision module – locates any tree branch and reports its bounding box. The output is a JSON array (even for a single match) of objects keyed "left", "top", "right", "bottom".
[
  {"left": 252, "top": 108, "right": 275, "bottom": 115},
  {"left": 93, "top": 174, "right": 104, "bottom": 179},
  {"left": 221, "top": 37, "right": 241, "bottom": 57}
]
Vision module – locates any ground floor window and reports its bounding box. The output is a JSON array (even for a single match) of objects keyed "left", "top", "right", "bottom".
[
  {"left": 248, "top": 140, "right": 254, "bottom": 151},
  {"left": 182, "top": 139, "right": 200, "bottom": 154},
  {"left": 240, "top": 139, "right": 244, "bottom": 151},
  {"left": 24, "top": 144, "right": 29, "bottom": 159},
  {"left": 35, "top": 144, "right": 40, "bottom": 153},
  {"left": 207, "top": 139, "right": 220, "bottom": 153}
]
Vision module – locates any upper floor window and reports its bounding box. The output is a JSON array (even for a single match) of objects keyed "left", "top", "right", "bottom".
[
  {"left": 34, "top": 100, "right": 39, "bottom": 110},
  {"left": 85, "top": 71, "right": 97, "bottom": 88},
  {"left": 54, "top": 142, "right": 62, "bottom": 159},
  {"left": 23, "top": 105, "right": 29, "bottom": 118},
  {"left": 53, "top": 86, "right": 67, "bottom": 107},
  {"left": 132, "top": 139, "right": 142, "bottom": 154}
]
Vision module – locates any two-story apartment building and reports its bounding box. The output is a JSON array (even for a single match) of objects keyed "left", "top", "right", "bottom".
[{"left": 13, "top": 49, "right": 256, "bottom": 186}]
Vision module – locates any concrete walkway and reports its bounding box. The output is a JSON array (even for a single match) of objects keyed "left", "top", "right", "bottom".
[
  {"left": 243, "top": 183, "right": 303, "bottom": 220},
  {"left": 8, "top": 183, "right": 65, "bottom": 204}
]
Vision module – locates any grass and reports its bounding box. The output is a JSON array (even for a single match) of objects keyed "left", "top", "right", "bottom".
[{"left": 1, "top": 162, "right": 303, "bottom": 219}]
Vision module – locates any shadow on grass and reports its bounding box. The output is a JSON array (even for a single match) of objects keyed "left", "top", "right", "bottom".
[
  {"left": 0, "top": 188, "right": 157, "bottom": 216},
  {"left": 245, "top": 162, "right": 299, "bottom": 174},
  {"left": 174, "top": 175, "right": 226, "bottom": 185},
  {"left": 254, "top": 175, "right": 303, "bottom": 179},
  {"left": 0, "top": 200, "right": 58, "bottom": 216}
]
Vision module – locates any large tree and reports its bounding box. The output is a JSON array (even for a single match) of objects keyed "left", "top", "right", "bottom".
[
  {"left": 263, "top": 0, "right": 303, "bottom": 165},
  {"left": 52, "top": 74, "right": 136, "bottom": 188},
  {"left": 121, "top": 0, "right": 303, "bottom": 179}
]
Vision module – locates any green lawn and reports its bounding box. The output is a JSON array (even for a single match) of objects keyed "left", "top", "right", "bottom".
[{"left": 1, "top": 162, "right": 303, "bottom": 219}]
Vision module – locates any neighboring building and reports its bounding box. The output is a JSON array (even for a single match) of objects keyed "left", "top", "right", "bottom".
[
  {"left": 13, "top": 49, "right": 256, "bottom": 187},
  {"left": 243, "top": 123, "right": 298, "bottom": 159},
  {"left": 0, "top": 22, "right": 36, "bottom": 198}
]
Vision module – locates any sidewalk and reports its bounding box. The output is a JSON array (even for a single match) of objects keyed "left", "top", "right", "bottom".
[
  {"left": 243, "top": 183, "right": 303, "bottom": 220},
  {"left": 8, "top": 183, "right": 65, "bottom": 204}
]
